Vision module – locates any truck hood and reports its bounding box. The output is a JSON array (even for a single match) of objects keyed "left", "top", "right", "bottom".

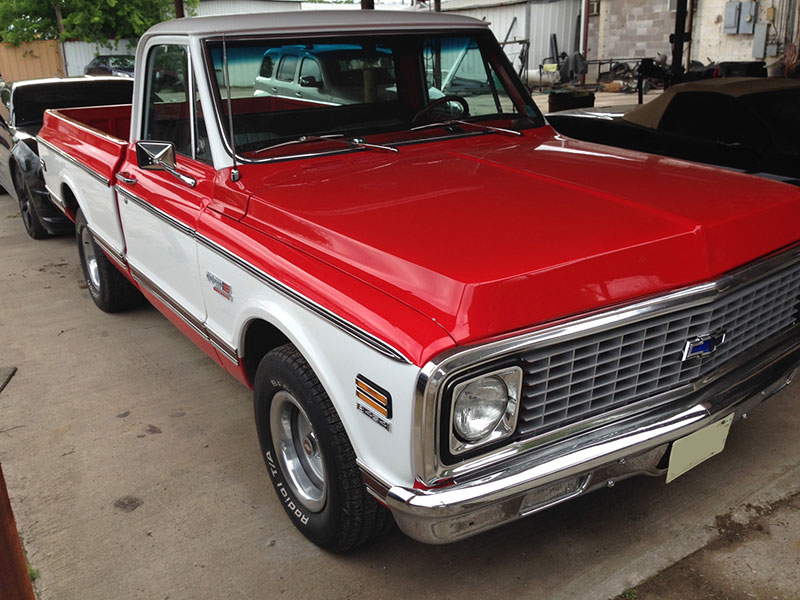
[{"left": 244, "top": 127, "right": 800, "bottom": 346}]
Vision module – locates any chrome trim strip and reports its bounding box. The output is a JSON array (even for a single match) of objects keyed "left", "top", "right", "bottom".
[
  {"left": 206, "top": 325, "right": 239, "bottom": 364},
  {"left": 44, "top": 184, "right": 68, "bottom": 215},
  {"left": 88, "top": 227, "right": 127, "bottom": 269},
  {"left": 415, "top": 242, "right": 800, "bottom": 485},
  {"left": 36, "top": 136, "right": 111, "bottom": 187},
  {"left": 195, "top": 234, "right": 411, "bottom": 363},
  {"left": 357, "top": 460, "right": 392, "bottom": 501},
  {"left": 115, "top": 185, "right": 195, "bottom": 237},
  {"left": 130, "top": 264, "right": 240, "bottom": 366},
  {"left": 131, "top": 265, "right": 206, "bottom": 332},
  {"left": 116, "top": 184, "right": 407, "bottom": 362}
]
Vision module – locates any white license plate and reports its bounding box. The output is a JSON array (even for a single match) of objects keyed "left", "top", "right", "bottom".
[{"left": 666, "top": 413, "right": 735, "bottom": 483}]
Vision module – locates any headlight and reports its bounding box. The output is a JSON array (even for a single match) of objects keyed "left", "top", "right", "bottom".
[
  {"left": 450, "top": 366, "right": 523, "bottom": 454},
  {"left": 453, "top": 377, "right": 508, "bottom": 441}
]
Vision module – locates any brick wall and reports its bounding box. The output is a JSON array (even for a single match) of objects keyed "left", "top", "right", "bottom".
[{"left": 602, "top": 0, "right": 673, "bottom": 59}]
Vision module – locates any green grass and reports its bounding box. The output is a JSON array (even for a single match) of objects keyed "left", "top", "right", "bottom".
[{"left": 27, "top": 562, "right": 40, "bottom": 581}]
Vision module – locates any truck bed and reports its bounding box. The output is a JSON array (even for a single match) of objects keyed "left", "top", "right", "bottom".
[{"left": 39, "top": 104, "right": 131, "bottom": 186}]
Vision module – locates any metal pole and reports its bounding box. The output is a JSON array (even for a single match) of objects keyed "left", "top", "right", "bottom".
[
  {"left": 580, "top": 0, "right": 590, "bottom": 84},
  {"left": 361, "top": 0, "right": 375, "bottom": 9},
  {"left": 671, "top": 0, "right": 688, "bottom": 78},
  {"left": 684, "top": 0, "right": 695, "bottom": 72}
]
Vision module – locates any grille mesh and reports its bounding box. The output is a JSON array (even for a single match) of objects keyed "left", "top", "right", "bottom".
[{"left": 517, "top": 261, "right": 800, "bottom": 438}]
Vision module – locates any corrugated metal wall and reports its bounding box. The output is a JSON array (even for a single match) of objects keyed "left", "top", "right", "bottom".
[
  {"left": 63, "top": 41, "right": 137, "bottom": 77},
  {"left": 448, "top": 4, "right": 528, "bottom": 43},
  {"left": 445, "top": 4, "right": 528, "bottom": 68},
  {"left": 195, "top": 0, "right": 301, "bottom": 15},
  {"left": 528, "top": 0, "right": 581, "bottom": 68},
  {"left": 443, "top": 0, "right": 581, "bottom": 70},
  {"left": 0, "top": 41, "right": 64, "bottom": 82}
]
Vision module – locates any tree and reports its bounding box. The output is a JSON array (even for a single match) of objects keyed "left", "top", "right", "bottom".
[{"left": 0, "top": 0, "right": 197, "bottom": 46}]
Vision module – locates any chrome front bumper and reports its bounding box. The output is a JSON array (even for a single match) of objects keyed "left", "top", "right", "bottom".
[{"left": 363, "top": 334, "right": 800, "bottom": 544}]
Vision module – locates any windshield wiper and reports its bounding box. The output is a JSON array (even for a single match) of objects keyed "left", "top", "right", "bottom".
[
  {"left": 252, "top": 134, "right": 397, "bottom": 157},
  {"left": 410, "top": 119, "right": 523, "bottom": 137}
]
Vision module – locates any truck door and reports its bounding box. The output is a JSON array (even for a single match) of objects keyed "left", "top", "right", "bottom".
[{"left": 116, "top": 43, "right": 212, "bottom": 330}]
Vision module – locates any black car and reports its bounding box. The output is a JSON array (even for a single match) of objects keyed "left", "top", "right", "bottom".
[
  {"left": 0, "top": 76, "right": 134, "bottom": 238},
  {"left": 84, "top": 55, "right": 135, "bottom": 78},
  {"left": 546, "top": 77, "right": 800, "bottom": 185}
]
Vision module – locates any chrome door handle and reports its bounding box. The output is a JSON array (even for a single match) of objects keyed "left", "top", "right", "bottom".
[{"left": 116, "top": 172, "right": 137, "bottom": 185}]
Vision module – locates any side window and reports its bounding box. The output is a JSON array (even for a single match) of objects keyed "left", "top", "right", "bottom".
[
  {"left": 143, "top": 44, "right": 191, "bottom": 157},
  {"left": 423, "top": 37, "right": 516, "bottom": 116},
  {"left": 276, "top": 55, "right": 298, "bottom": 82},
  {"left": 259, "top": 55, "right": 274, "bottom": 78},
  {"left": 299, "top": 58, "right": 321, "bottom": 83}
]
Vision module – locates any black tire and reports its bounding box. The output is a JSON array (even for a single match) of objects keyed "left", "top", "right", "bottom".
[
  {"left": 254, "top": 344, "right": 393, "bottom": 552},
  {"left": 76, "top": 210, "right": 143, "bottom": 312},
  {"left": 13, "top": 167, "right": 50, "bottom": 239}
]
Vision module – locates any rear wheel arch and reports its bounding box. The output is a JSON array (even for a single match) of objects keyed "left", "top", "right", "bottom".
[{"left": 60, "top": 184, "right": 80, "bottom": 221}]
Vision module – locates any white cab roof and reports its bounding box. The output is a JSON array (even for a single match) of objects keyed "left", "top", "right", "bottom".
[{"left": 144, "top": 10, "right": 487, "bottom": 38}]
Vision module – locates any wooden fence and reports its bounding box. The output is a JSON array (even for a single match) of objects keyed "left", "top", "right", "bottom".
[{"left": 0, "top": 40, "right": 64, "bottom": 82}]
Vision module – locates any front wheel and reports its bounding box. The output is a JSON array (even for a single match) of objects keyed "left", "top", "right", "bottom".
[
  {"left": 254, "top": 345, "right": 393, "bottom": 551},
  {"left": 76, "top": 210, "right": 143, "bottom": 312}
]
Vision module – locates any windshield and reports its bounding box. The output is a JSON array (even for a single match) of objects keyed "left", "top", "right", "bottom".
[
  {"left": 110, "top": 56, "right": 135, "bottom": 69},
  {"left": 205, "top": 31, "right": 542, "bottom": 161}
]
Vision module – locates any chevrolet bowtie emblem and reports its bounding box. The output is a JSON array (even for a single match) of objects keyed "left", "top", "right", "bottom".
[{"left": 681, "top": 331, "right": 727, "bottom": 361}]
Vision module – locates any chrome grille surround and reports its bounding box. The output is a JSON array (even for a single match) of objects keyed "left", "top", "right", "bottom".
[
  {"left": 414, "top": 243, "right": 800, "bottom": 486},
  {"left": 518, "top": 262, "right": 800, "bottom": 438}
]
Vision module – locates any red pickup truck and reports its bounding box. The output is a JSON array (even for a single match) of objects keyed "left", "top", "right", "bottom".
[{"left": 37, "top": 11, "right": 800, "bottom": 550}]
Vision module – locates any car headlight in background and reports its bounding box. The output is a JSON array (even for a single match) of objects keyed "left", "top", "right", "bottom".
[{"left": 449, "top": 366, "right": 523, "bottom": 454}]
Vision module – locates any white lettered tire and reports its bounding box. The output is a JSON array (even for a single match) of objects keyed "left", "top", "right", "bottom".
[{"left": 253, "top": 344, "right": 393, "bottom": 551}]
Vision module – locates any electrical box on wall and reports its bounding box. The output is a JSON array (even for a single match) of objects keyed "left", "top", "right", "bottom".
[
  {"left": 739, "top": 1, "right": 758, "bottom": 34},
  {"left": 753, "top": 22, "right": 768, "bottom": 57},
  {"left": 724, "top": 1, "right": 741, "bottom": 33}
]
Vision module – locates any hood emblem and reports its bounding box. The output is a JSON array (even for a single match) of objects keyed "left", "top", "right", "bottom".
[{"left": 681, "top": 330, "right": 727, "bottom": 361}]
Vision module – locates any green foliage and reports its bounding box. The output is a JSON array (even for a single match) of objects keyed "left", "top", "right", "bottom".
[
  {"left": 27, "top": 562, "right": 40, "bottom": 581},
  {"left": 0, "top": 0, "right": 199, "bottom": 46},
  {"left": 0, "top": 0, "right": 60, "bottom": 45}
]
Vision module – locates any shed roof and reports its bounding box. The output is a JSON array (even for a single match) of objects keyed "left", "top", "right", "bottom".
[{"left": 440, "top": 0, "right": 530, "bottom": 11}]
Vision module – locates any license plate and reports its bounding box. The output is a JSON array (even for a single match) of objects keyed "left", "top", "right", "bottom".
[{"left": 666, "top": 413, "right": 735, "bottom": 483}]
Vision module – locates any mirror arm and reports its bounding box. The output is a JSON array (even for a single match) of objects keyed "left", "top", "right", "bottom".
[{"left": 157, "top": 159, "right": 196, "bottom": 188}]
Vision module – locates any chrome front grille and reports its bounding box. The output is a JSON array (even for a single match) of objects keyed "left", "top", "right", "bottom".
[{"left": 517, "top": 261, "right": 800, "bottom": 438}]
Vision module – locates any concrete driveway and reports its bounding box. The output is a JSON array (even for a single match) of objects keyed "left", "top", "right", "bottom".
[{"left": 1, "top": 192, "right": 799, "bottom": 599}]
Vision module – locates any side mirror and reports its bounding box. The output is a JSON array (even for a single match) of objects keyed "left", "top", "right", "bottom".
[
  {"left": 137, "top": 140, "right": 177, "bottom": 171},
  {"left": 135, "top": 141, "right": 196, "bottom": 188},
  {"left": 299, "top": 75, "right": 323, "bottom": 89}
]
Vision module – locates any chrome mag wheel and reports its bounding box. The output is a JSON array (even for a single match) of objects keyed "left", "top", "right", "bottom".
[
  {"left": 270, "top": 390, "right": 327, "bottom": 512},
  {"left": 80, "top": 225, "right": 101, "bottom": 291}
]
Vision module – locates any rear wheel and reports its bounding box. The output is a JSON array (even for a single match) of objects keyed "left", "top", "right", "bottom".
[
  {"left": 76, "top": 210, "right": 143, "bottom": 312},
  {"left": 13, "top": 167, "right": 49, "bottom": 239},
  {"left": 254, "top": 345, "right": 393, "bottom": 551}
]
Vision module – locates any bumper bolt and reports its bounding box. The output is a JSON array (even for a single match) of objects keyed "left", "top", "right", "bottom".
[
  {"left": 607, "top": 479, "right": 615, "bottom": 488},
  {"left": 742, "top": 413, "right": 748, "bottom": 420}
]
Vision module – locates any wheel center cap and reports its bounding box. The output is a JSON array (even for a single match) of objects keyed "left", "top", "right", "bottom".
[{"left": 302, "top": 436, "right": 314, "bottom": 457}]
